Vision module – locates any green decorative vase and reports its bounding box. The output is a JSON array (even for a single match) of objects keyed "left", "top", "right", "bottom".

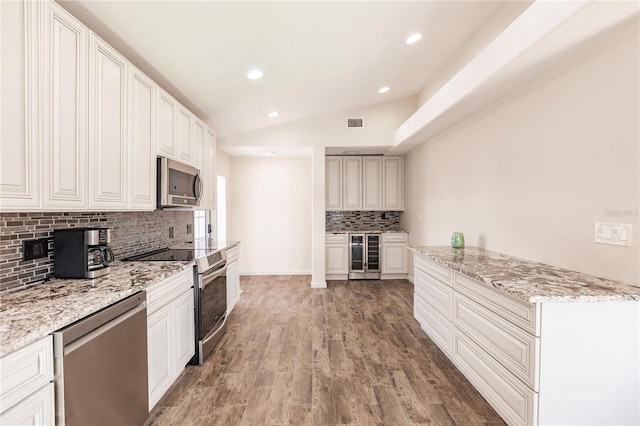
[{"left": 451, "top": 232, "right": 465, "bottom": 249}]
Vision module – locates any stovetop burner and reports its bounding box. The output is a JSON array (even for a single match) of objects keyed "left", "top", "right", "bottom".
[
  {"left": 124, "top": 248, "right": 198, "bottom": 262},
  {"left": 123, "top": 246, "right": 226, "bottom": 273}
]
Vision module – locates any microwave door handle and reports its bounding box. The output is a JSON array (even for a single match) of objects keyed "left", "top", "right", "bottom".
[{"left": 194, "top": 173, "right": 203, "bottom": 204}]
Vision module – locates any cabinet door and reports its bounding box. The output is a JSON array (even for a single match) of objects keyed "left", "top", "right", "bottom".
[
  {"left": 202, "top": 128, "right": 217, "bottom": 210},
  {"left": 147, "top": 303, "right": 173, "bottom": 411},
  {"left": 42, "top": 1, "right": 88, "bottom": 209},
  {"left": 0, "top": 1, "right": 40, "bottom": 210},
  {"left": 227, "top": 260, "right": 240, "bottom": 313},
  {"left": 192, "top": 119, "right": 205, "bottom": 172},
  {"left": 157, "top": 89, "right": 176, "bottom": 158},
  {"left": 363, "top": 157, "right": 382, "bottom": 210},
  {"left": 88, "top": 33, "right": 128, "bottom": 209},
  {"left": 0, "top": 382, "right": 55, "bottom": 426},
  {"left": 383, "top": 157, "right": 403, "bottom": 211},
  {"left": 176, "top": 106, "right": 193, "bottom": 165},
  {"left": 342, "top": 157, "right": 362, "bottom": 210},
  {"left": 382, "top": 243, "right": 407, "bottom": 274},
  {"left": 326, "top": 244, "right": 349, "bottom": 275},
  {"left": 325, "top": 157, "right": 342, "bottom": 210},
  {"left": 172, "top": 289, "right": 195, "bottom": 377},
  {"left": 128, "top": 66, "right": 156, "bottom": 210}
]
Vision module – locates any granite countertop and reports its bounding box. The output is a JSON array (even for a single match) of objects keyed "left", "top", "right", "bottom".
[
  {"left": 0, "top": 260, "right": 193, "bottom": 357},
  {"left": 0, "top": 240, "right": 242, "bottom": 357},
  {"left": 410, "top": 246, "right": 640, "bottom": 303}
]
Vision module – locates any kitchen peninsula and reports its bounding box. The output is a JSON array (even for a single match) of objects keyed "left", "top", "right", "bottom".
[{"left": 410, "top": 246, "right": 639, "bottom": 426}]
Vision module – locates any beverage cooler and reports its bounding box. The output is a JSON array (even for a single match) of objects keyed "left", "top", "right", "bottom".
[{"left": 349, "top": 233, "right": 381, "bottom": 279}]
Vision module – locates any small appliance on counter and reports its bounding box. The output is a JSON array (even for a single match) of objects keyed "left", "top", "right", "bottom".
[{"left": 53, "top": 228, "right": 114, "bottom": 279}]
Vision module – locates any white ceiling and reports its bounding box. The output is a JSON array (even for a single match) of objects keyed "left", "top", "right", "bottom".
[{"left": 59, "top": 1, "right": 502, "bottom": 137}]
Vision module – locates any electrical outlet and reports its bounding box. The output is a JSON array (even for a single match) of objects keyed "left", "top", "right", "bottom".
[
  {"left": 23, "top": 238, "right": 49, "bottom": 260},
  {"left": 186, "top": 224, "right": 192, "bottom": 235},
  {"left": 594, "top": 223, "right": 632, "bottom": 246},
  {"left": 169, "top": 227, "right": 174, "bottom": 239}
]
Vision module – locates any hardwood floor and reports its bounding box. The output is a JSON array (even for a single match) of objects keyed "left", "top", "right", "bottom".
[{"left": 148, "top": 276, "right": 505, "bottom": 426}]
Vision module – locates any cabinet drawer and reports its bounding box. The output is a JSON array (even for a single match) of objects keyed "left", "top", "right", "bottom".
[
  {"left": 226, "top": 245, "right": 239, "bottom": 263},
  {"left": 0, "top": 381, "right": 55, "bottom": 425},
  {"left": 414, "top": 268, "right": 453, "bottom": 319},
  {"left": 453, "top": 293, "right": 539, "bottom": 390},
  {"left": 414, "top": 292, "right": 453, "bottom": 356},
  {"left": 415, "top": 255, "right": 451, "bottom": 285},
  {"left": 326, "top": 233, "right": 348, "bottom": 244},
  {"left": 455, "top": 272, "right": 539, "bottom": 336},
  {"left": 0, "top": 336, "right": 54, "bottom": 412},
  {"left": 452, "top": 328, "right": 537, "bottom": 426},
  {"left": 147, "top": 268, "right": 194, "bottom": 314},
  {"left": 382, "top": 233, "right": 407, "bottom": 243}
]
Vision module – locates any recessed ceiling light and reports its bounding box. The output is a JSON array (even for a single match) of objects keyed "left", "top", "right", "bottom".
[
  {"left": 247, "top": 69, "right": 264, "bottom": 80},
  {"left": 378, "top": 86, "right": 390, "bottom": 94},
  {"left": 405, "top": 33, "right": 423, "bottom": 45},
  {"left": 267, "top": 111, "right": 279, "bottom": 118},
  {"left": 265, "top": 151, "right": 275, "bottom": 156}
]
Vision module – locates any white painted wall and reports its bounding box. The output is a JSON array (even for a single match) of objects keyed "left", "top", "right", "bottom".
[
  {"left": 216, "top": 149, "right": 232, "bottom": 241},
  {"left": 229, "top": 156, "right": 312, "bottom": 275},
  {"left": 402, "top": 21, "right": 639, "bottom": 286}
]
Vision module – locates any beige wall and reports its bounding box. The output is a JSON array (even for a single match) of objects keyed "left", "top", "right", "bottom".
[
  {"left": 229, "top": 156, "right": 312, "bottom": 275},
  {"left": 216, "top": 149, "right": 232, "bottom": 241},
  {"left": 402, "top": 21, "right": 639, "bottom": 286}
]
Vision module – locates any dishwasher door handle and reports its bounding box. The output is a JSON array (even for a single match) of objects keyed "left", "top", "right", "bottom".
[{"left": 55, "top": 302, "right": 146, "bottom": 358}]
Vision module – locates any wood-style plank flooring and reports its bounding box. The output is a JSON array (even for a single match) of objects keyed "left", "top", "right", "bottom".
[{"left": 148, "top": 276, "right": 505, "bottom": 425}]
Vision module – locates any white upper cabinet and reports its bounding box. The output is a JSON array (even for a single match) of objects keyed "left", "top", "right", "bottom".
[
  {"left": 325, "top": 157, "right": 342, "bottom": 210},
  {"left": 176, "top": 105, "right": 193, "bottom": 165},
  {"left": 128, "top": 65, "right": 156, "bottom": 210},
  {"left": 383, "top": 157, "right": 403, "bottom": 211},
  {"left": 42, "top": 1, "right": 88, "bottom": 209},
  {"left": 201, "top": 128, "right": 217, "bottom": 210},
  {"left": 157, "top": 88, "right": 177, "bottom": 158},
  {"left": 325, "top": 156, "right": 404, "bottom": 211},
  {"left": 88, "top": 33, "right": 128, "bottom": 209},
  {"left": 192, "top": 118, "right": 205, "bottom": 171},
  {"left": 363, "top": 157, "right": 382, "bottom": 210},
  {"left": 0, "top": 1, "right": 40, "bottom": 210},
  {"left": 342, "top": 157, "right": 362, "bottom": 210}
]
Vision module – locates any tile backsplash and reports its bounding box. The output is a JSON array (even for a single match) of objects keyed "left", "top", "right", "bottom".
[
  {"left": 326, "top": 211, "right": 401, "bottom": 232},
  {"left": 0, "top": 211, "right": 194, "bottom": 292}
]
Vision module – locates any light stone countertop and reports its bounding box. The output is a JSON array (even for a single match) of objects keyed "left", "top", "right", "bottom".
[
  {"left": 0, "top": 260, "right": 193, "bottom": 357},
  {"left": 0, "top": 240, "right": 242, "bottom": 357},
  {"left": 410, "top": 246, "right": 640, "bottom": 303}
]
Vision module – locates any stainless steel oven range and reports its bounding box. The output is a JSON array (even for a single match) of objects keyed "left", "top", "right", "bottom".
[
  {"left": 191, "top": 248, "right": 227, "bottom": 365},
  {"left": 124, "top": 246, "right": 228, "bottom": 365}
]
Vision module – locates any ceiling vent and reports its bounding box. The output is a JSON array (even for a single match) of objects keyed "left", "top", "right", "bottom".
[{"left": 347, "top": 118, "right": 364, "bottom": 128}]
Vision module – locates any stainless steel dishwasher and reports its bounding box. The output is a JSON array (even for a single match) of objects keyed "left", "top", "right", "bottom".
[{"left": 53, "top": 291, "right": 149, "bottom": 426}]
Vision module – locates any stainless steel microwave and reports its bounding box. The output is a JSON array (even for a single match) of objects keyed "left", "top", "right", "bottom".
[{"left": 157, "top": 157, "right": 202, "bottom": 208}]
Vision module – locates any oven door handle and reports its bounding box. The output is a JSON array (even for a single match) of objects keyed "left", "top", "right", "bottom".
[{"left": 200, "top": 263, "right": 227, "bottom": 289}]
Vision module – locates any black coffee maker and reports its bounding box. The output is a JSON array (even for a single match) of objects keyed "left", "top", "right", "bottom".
[{"left": 54, "top": 228, "right": 115, "bottom": 279}]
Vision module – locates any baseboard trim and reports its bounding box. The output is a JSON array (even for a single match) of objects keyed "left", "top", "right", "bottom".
[
  {"left": 311, "top": 280, "right": 327, "bottom": 288},
  {"left": 240, "top": 270, "right": 312, "bottom": 276},
  {"left": 407, "top": 274, "right": 415, "bottom": 284}
]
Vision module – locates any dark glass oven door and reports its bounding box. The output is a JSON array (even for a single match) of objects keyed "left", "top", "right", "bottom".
[{"left": 199, "top": 264, "right": 227, "bottom": 338}]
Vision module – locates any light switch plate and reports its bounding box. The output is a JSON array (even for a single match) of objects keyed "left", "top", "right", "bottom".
[{"left": 594, "top": 223, "right": 632, "bottom": 246}]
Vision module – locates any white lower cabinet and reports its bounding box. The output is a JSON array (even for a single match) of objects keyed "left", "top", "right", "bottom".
[
  {"left": 146, "top": 269, "right": 195, "bottom": 411},
  {"left": 226, "top": 245, "right": 240, "bottom": 314},
  {"left": 325, "top": 233, "right": 349, "bottom": 280},
  {"left": 381, "top": 233, "right": 408, "bottom": 278},
  {"left": 0, "top": 336, "right": 55, "bottom": 425},
  {"left": 413, "top": 253, "right": 640, "bottom": 426}
]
